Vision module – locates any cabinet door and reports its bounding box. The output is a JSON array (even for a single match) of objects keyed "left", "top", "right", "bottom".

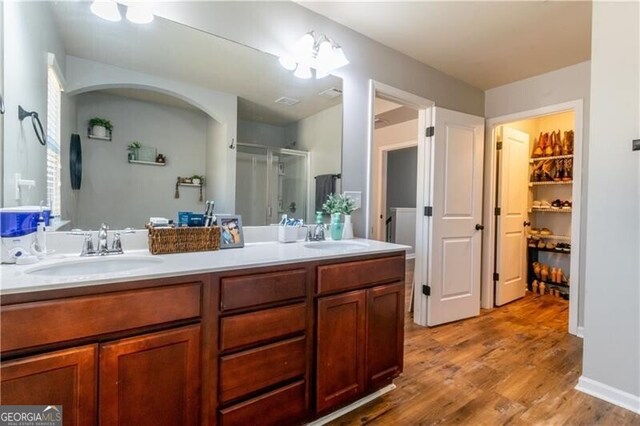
[
  {"left": 367, "top": 282, "right": 405, "bottom": 390},
  {"left": 99, "top": 325, "right": 200, "bottom": 426},
  {"left": 1, "top": 345, "right": 97, "bottom": 426},
  {"left": 316, "top": 290, "right": 366, "bottom": 414}
]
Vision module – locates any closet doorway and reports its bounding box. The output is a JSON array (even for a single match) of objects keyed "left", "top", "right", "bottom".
[{"left": 483, "top": 101, "right": 583, "bottom": 336}]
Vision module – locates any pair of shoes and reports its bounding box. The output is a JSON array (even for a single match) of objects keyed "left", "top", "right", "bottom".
[
  {"left": 530, "top": 228, "right": 540, "bottom": 235},
  {"left": 556, "top": 243, "right": 571, "bottom": 252},
  {"left": 546, "top": 242, "right": 556, "bottom": 250},
  {"left": 551, "top": 199, "right": 562, "bottom": 209},
  {"left": 562, "top": 200, "right": 572, "bottom": 209},
  {"left": 539, "top": 228, "right": 552, "bottom": 236}
]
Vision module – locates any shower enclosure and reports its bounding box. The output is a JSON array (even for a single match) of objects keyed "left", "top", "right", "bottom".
[{"left": 236, "top": 143, "right": 310, "bottom": 226}]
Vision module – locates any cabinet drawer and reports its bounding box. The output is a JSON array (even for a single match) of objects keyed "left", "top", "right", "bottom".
[
  {"left": 219, "top": 380, "right": 306, "bottom": 426},
  {"left": 220, "top": 303, "right": 306, "bottom": 352},
  {"left": 317, "top": 255, "right": 404, "bottom": 295},
  {"left": 1, "top": 283, "right": 201, "bottom": 353},
  {"left": 220, "top": 336, "right": 306, "bottom": 403},
  {"left": 220, "top": 270, "right": 306, "bottom": 311}
]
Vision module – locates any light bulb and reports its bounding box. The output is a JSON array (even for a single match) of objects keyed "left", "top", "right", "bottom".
[
  {"left": 126, "top": 4, "right": 154, "bottom": 24},
  {"left": 294, "top": 64, "right": 312, "bottom": 79},
  {"left": 278, "top": 55, "right": 297, "bottom": 71},
  {"left": 90, "top": 0, "right": 122, "bottom": 22},
  {"left": 294, "top": 32, "right": 315, "bottom": 61},
  {"left": 331, "top": 45, "right": 349, "bottom": 69},
  {"left": 316, "top": 39, "right": 334, "bottom": 72}
]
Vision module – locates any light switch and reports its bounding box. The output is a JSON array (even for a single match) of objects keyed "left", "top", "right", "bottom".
[{"left": 343, "top": 191, "right": 362, "bottom": 210}]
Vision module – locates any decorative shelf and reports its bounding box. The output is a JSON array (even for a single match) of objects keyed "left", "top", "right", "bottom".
[
  {"left": 530, "top": 208, "right": 572, "bottom": 213},
  {"left": 529, "top": 181, "right": 573, "bottom": 187},
  {"left": 528, "top": 233, "right": 571, "bottom": 241},
  {"left": 178, "top": 183, "right": 202, "bottom": 187},
  {"left": 88, "top": 134, "right": 112, "bottom": 141},
  {"left": 529, "top": 154, "right": 573, "bottom": 163},
  {"left": 528, "top": 246, "right": 571, "bottom": 254},
  {"left": 129, "top": 160, "right": 165, "bottom": 166}
]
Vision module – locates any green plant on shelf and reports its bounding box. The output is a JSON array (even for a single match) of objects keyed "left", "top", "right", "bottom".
[{"left": 89, "top": 117, "right": 113, "bottom": 131}]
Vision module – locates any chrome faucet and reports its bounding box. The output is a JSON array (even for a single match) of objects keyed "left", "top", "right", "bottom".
[
  {"left": 68, "top": 226, "right": 134, "bottom": 257},
  {"left": 306, "top": 223, "right": 326, "bottom": 242}
]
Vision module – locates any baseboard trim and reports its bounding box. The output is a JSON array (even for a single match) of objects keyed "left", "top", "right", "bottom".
[
  {"left": 576, "top": 376, "right": 640, "bottom": 414},
  {"left": 577, "top": 326, "right": 585, "bottom": 338},
  {"left": 307, "top": 384, "right": 396, "bottom": 425},
  {"left": 406, "top": 253, "right": 416, "bottom": 260}
]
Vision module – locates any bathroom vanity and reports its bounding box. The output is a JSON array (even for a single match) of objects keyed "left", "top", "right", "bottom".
[{"left": 0, "top": 240, "right": 406, "bottom": 426}]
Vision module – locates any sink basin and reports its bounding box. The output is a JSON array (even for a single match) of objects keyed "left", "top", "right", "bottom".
[
  {"left": 304, "top": 241, "right": 369, "bottom": 251},
  {"left": 25, "top": 256, "right": 163, "bottom": 277}
]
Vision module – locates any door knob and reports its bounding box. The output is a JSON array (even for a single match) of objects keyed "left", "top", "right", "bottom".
[
  {"left": 475, "top": 224, "right": 484, "bottom": 231},
  {"left": 524, "top": 221, "right": 531, "bottom": 227}
]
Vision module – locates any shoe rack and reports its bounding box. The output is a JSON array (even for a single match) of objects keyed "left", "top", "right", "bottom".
[{"left": 526, "top": 113, "right": 574, "bottom": 300}]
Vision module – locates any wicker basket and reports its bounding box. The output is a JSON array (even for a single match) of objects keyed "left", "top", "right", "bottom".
[{"left": 148, "top": 226, "right": 221, "bottom": 255}]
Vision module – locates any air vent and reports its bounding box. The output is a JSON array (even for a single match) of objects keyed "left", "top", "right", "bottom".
[
  {"left": 274, "top": 96, "right": 300, "bottom": 106},
  {"left": 318, "top": 87, "right": 343, "bottom": 99}
]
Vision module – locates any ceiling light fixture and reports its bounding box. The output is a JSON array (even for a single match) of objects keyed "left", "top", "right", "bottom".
[
  {"left": 90, "top": 0, "right": 122, "bottom": 22},
  {"left": 279, "top": 31, "right": 349, "bottom": 80},
  {"left": 126, "top": 4, "right": 154, "bottom": 24}
]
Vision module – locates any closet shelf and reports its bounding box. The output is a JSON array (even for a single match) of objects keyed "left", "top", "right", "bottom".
[
  {"left": 528, "top": 234, "right": 571, "bottom": 241},
  {"left": 529, "top": 154, "right": 573, "bottom": 163},
  {"left": 529, "top": 181, "right": 573, "bottom": 187},
  {"left": 530, "top": 208, "right": 572, "bottom": 213},
  {"left": 528, "top": 246, "right": 571, "bottom": 254}
]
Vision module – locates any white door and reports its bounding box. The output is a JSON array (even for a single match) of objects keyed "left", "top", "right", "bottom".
[
  {"left": 426, "top": 108, "right": 485, "bottom": 326},
  {"left": 495, "top": 127, "right": 530, "bottom": 306}
]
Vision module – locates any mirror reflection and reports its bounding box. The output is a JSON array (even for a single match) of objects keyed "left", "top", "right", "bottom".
[{"left": 2, "top": 1, "right": 343, "bottom": 229}]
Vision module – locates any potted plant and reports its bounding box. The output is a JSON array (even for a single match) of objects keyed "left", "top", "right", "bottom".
[
  {"left": 191, "top": 175, "right": 205, "bottom": 185},
  {"left": 89, "top": 117, "right": 113, "bottom": 138},
  {"left": 127, "top": 142, "right": 142, "bottom": 161}
]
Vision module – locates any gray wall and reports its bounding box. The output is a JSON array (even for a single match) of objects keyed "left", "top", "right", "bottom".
[
  {"left": 2, "top": 2, "right": 68, "bottom": 207},
  {"left": 386, "top": 146, "right": 417, "bottom": 218},
  {"left": 581, "top": 1, "right": 639, "bottom": 401},
  {"left": 148, "top": 1, "right": 485, "bottom": 236},
  {"left": 72, "top": 92, "right": 208, "bottom": 229}
]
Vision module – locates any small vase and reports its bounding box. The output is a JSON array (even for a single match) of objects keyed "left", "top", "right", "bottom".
[
  {"left": 342, "top": 214, "right": 354, "bottom": 239},
  {"left": 330, "top": 213, "right": 343, "bottom": 240}
]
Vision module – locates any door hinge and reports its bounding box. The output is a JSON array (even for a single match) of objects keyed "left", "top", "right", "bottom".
[
  {"left": 425, "top": 126, "right": 435, "bottom": 137},
  {"left": 493, "top": 272, "right": 499, "bottom": 281},
  {"left": 494, "top": 207, "right": 501, "bottom": 216},
  {"left": 497, "top": 141, "right": 503, "bottom": 150},
  {"left": 422, "top": 285, "right": 431, "bottom": 296},
  {"left": 424, "top": 206, "right": 433, "bottom": 217}
]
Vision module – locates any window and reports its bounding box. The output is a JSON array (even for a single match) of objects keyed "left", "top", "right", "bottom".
[{"left": 47, "top": 66, "right": 62, "bottom": 217}]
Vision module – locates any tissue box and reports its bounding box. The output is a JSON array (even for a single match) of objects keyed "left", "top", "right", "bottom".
[{"left": 278, "top": 226, "right": 298, "bottom": 243}]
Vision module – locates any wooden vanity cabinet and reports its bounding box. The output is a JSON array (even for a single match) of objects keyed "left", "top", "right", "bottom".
[
  {"left": 217, "top": 268, "right": 311, "bottom": 426},
  {"left": 0, "top": 345, "right": 97, "bottom": 426},
  {"left": 0, "top": 278, "right": 205, "bottom": 426},
  {"left": 315, "top": 255, "right": 405, "bottom": 415}
]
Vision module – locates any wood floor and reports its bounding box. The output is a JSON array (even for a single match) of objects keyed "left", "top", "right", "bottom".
[{"left": 331, "top": 261, "right": 640, "bottom": 425}]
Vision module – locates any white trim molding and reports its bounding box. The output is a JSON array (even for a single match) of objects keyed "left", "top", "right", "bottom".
[
  {"left": 307, "top": 384, "right": 396, "bottom": 425},
  {"left": 576, "top": 376, "right": 640, "bottom": 414}
]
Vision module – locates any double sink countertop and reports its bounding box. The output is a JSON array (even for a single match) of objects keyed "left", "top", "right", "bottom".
[{"left": 0, "top": 239, "right": 409, "bottom": 295}]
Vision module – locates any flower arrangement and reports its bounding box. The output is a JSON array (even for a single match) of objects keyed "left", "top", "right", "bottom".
[
  {"left": 127, "top": 141, "right": 142, "bottom": 152},
  {"left": 322, "top": 193, "right": 357, "bottom": 215}
]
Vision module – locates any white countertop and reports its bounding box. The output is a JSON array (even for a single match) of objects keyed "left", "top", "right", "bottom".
[{"left": 0, "top": 239, "right": 408, "bottom": 295}]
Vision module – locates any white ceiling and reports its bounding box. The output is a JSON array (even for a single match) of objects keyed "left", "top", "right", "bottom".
[
  {"left": 50, "top": 2, "right": 342, "bottom": 125},
  {"left": 299, "top": 1, "right": 592, "bottom": 90}
]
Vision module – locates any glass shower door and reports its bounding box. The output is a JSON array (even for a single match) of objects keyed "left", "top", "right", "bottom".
[{"left": 236, "top": 144, "right": 309, "bottom": 226}]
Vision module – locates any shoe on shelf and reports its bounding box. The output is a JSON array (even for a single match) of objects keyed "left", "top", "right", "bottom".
[
  {"left": 530, "top": 228, "right": 540, "bottom": 235},
  {"left": 540, "top": 200, "right": 552, "bottom": 209},
  {"left": 551, "top": 199, "right": 562, "bottom": 209},
  {"left": 546, "top": 242, "right": 556, "bottom": 250},
  {"left": 532, "top": 200, "right": 542, "bottom": 208},
  {"left": 540, "top": 228, "right": 552, "bottom": 236},
  {"left": 562, "top": 243, "right": 571, "bottom": 252},
  {"left": 528, "top": 238, "right": 537, "bottom": 248},
  {"left": 562, "top": 200, "right": 572, "bottom": 209},
  {"left": 537, "top": 240, "right": 546, "bottom": 249}
]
